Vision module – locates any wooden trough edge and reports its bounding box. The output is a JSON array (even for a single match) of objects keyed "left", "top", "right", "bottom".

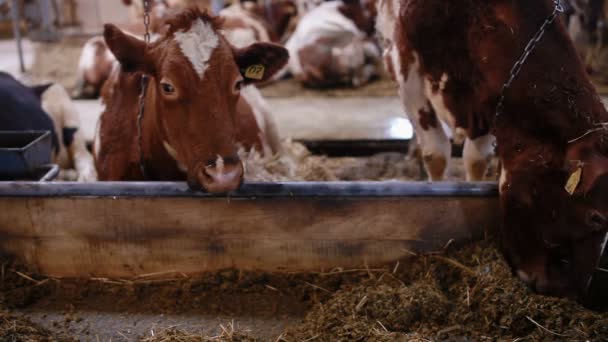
[{"left": 0, "top": 181, "right": 499, "bottom": 279}]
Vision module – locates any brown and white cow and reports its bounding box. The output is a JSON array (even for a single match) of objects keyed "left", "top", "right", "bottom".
[
  {"left": 219, "top": 0, "right": 299, "bottom": 48},
  {"left": 380, "top": 0, "right": 608, "bottom": 301},
  {"left": 283, "top": 0, "right": 380, "bottom": 88},
  {"left": 94, "top": 8, "right": 288, "bottom": 193}
]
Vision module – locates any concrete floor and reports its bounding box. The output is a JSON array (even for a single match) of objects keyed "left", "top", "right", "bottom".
[{"left": 73, "top": 96, "right": 410, "bottom": 143}]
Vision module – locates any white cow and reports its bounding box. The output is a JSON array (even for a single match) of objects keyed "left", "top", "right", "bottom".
[{"left": 282, "top": 0, "right": 380, "bottom": 87}]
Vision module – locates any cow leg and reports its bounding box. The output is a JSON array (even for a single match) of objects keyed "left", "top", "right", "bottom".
[
  {"left": 392, "top": 50, "right": 449, "bottom": 181},
  {"left": 42, "top": 84, "right": 97, "bottom": 181},
  {"left": 463, "top": 134, "right": 495, "bottom": 181},
  {"left": 416, "top": 118, "right": 450, "bottom": 181}
]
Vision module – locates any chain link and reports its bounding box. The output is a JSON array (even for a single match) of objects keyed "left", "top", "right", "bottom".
[
  {"left": 495, "top": 0, "right": 565, "bottom": 118},
  {"left": 143, "top": 0, "right": 151, "bottom": 44},
  {"left": 137, "top": 0, "right": 152, "bottom": 179}
]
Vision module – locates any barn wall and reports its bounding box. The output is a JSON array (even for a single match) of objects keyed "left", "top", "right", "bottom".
[{"left": 70, "top": 0, "right": 130, "bottom": 33}]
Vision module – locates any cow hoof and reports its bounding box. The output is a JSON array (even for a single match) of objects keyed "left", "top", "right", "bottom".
[
  {"left": 422, "top": 154, "right": 447, "bottom": 181},
  {"left": 466, "top": 159, "right": 489, "bottom": 181}
]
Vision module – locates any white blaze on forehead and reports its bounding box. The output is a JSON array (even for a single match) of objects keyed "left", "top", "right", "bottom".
[{"left": 174, "top": 19, "right": 219, "bottom": 78}]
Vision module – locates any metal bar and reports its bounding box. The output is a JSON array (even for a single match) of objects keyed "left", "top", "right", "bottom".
[
  {"left": 0, "top": 181, "right": 499, "bottom": 198},
  {"left": 38, "top": 164, "right": 59, "bottom": 182},
  {"left": 10, "top": 0, "right": 25, "bottom": 73}
]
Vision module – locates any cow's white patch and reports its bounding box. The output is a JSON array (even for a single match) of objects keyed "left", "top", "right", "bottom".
[
  {"left": 93, "top": 117, "right": 101, "bottom": 158},
  {"left": 223, "top": 28, "right": 258, "bottom": 48},
  {"left": 174, "top": 19, "right": 219, "bottom": 78},
  {"left": 499, "top": 165, "right": 508, "bottom": 194},
  {"left": 215, "top": 155, "right": 225, "bottom": 173},
  {"left": 375, "top": 0, "right": 400, "bottom": 41},
  {"left": 463, "top": 135, "right": 496, "bottom": 181},
  {"left": 220, "top": 3, "right": 271, "bottom": 46},
  {"left": 163, "top": 141, "right": 187, "bottom": 172},
  {"left": 425, "top": 76, "right": 457, "bottom": 132},
  {"left": 393, "top": 49, "right": 449, "bottom": 180},
  {"left": 240, "top": 85, "right": 281, "bottom": 154},
  {"left": 284, "top": 1, "right": 363, "bottom": 76}
]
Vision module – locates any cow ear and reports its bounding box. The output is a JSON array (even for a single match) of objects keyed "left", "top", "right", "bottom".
[
  {"left": 104, "top": 24, "right": 154, "bottom": 74},
  {"left": 233, "top": 42, "right": 289, "bottom": 84}
]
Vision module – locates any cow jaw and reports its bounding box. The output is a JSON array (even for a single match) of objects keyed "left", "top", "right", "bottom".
[{"left": 163, "top": 141, "right": 188, "bottom": 173}]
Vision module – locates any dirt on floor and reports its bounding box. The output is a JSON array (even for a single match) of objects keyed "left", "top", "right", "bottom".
[{"left": 1, "top": 241, "right": 607, "bottom": 341}]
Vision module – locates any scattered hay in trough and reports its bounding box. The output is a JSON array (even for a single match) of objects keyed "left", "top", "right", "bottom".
[
  {"left": 1, "top": 241, "right": 607, "bottom": 340},
  {"left": 239, "top": 140, "right": 495, "bottom": 182}
]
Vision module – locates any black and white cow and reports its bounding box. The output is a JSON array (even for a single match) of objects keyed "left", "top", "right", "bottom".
[{"left": 0, "top": 72, "right": 96, "bottom": 181}]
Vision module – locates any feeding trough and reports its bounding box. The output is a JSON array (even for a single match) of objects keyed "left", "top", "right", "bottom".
[
  {"left": 0, "top": 181, "right": 498, "bottom": 279},
  {"left": 0, "top": 130, "right": 58, "bottom": 181}
]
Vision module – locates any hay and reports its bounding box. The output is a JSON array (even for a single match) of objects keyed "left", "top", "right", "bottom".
[
  {"left": 283, "top": 242, "right": 608, "bottom": 341},
  {"left": 240, "top": 140, "right": 495, "bottom": 182},
  {"left": 141, "top": 323, "right": 256, "bottom": 342},
  {"left": 0, "top": 311, "right": 73, "bottom": 342},
  {"left": 1, "top": 241, "right": 607, "bottom": 340},
  {"left": 239, "top": 140, "right": 338, "bottom": 182}
]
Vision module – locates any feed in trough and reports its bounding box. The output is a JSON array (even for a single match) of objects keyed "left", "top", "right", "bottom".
[{"left": 1, "top": 241, "right": 607, "bottom": 340}]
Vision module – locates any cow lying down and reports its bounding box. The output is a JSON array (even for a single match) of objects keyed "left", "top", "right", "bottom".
[
  {"left": 0, "top": 72, "right": 96, "bottom": 181},
  {"left": 95, "top": 8, "right": 287, "bottom": 193},
  {"left": 283, "top": 0, "right": 380, "bottom": 88}
]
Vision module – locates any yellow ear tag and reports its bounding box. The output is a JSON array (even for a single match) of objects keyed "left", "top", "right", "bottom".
[
  {"left": 565, "top": 167, "right": 583, "bottom": 195},
  {"left": 244, "top": 64, "right": 265, "bottom": 80}
]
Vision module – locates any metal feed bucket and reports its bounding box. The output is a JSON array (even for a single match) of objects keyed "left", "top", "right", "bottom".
[{"left": 0, "top": 130, "right": 57, "bottom": 181}]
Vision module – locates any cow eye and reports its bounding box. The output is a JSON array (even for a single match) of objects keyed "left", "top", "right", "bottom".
[
  {"left": 234, "top": 79, "right": 244, "bottom": 92},
  {"left": 161, "top": 82, "right": 175, "bottom": 94}
]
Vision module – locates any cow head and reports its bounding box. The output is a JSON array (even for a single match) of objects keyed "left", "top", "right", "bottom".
[
  {"left": 501, "top": 132, "right": 608, "bottom": 301},
  {"left": 104, "top": 8, "right": 288, "bottom": 192}
]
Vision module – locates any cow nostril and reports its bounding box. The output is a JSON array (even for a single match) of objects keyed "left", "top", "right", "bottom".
[{"left": 586, "top": 210, "right": 607, "bottom": 231}]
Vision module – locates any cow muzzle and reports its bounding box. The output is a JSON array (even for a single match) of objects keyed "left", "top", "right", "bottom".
[{"left": 190, "top": 156, "right": 244, "bottom": 193}]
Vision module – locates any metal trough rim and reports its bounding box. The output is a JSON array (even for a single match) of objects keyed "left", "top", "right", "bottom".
[{"left": 0, "top": 181, "right": 498, "bottom": 198}]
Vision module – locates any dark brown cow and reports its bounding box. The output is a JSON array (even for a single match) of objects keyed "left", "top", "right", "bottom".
[
  {"left": 94, "top": 8, "right": 288, "bottom": 193},
  {"left": 380, "top": 0, "right": 608, "bottom": 301}
]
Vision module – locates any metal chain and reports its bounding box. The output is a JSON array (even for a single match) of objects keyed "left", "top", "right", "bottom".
[
  {"left": 495, "top": 0, "right": 565, "bottom": 118},
  {"left": 137, "top": 0, "right": 152, "bottom": 179},
  {"left": 142, "top": 0, "right": 151, "bottom": 44}
]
